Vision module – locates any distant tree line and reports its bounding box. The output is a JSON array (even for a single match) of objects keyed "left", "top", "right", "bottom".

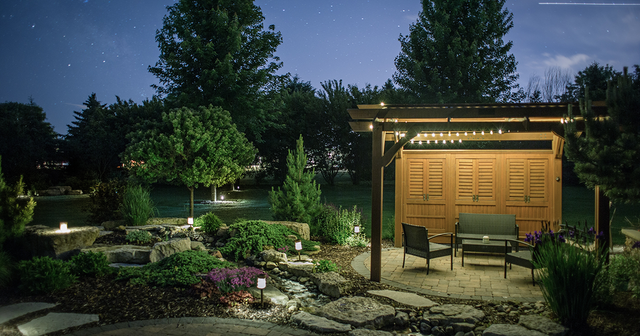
[{"left": 1, "top": 0, "right": 638, "bottom": 200}]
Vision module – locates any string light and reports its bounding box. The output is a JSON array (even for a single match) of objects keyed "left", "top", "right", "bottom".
[
  {"left": 427, "top": 140, "right": 430, "bottom": 144},
  {"left": 498, "top": 129, "right": 502, "bottom": 134},
  {"left": 416, "top": 133, "right": 420, "bottom": 137},
  {"left": 440, "top": 132, "right": 443, "bottom": 137},
  {"left": 450, "top": 139, "right": 454, "bottom": 143},
  {"left": 481, "top": 130, "right": 485, "bottom": 135},
  {"left": 432, "top": 132, "right": 435, "bottom": 137},
  {"left": 411, "top": 139, "right": 414, "bottom": 144},
  {"left": 419, "top": 140, "right": 422, "bottom": 145},
  {"left": 448, "top": 131, "right": 451, "bottom": 136},
  {"left": 435, "top": 140, "right": 438, "bottom": 144},
  {"left": 473, "top": 131, "right": 476, "bottom": 135},
  {"left": 456, "top": 132, "right": 459, "bottom": 136},
  {"left": 465, "top": 131, "right": 468, "bottom": 136},
  {"left": 490, "top": 130, "right": 493, "bottom": 135},
  {"left": 458, "top": 139, "right": 462, "bottom": 143}
]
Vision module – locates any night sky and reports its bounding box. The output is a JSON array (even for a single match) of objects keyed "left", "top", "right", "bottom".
[{"left": 1, "top": 1, "right": 639, "bottom": 134}]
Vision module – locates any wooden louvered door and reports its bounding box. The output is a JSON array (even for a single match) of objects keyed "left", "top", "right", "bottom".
[
  {"left": 506, "top": 157, "right": 550, "bottom": 235},
  {"left": 454, "top": 156, "right": 497, "bottom": 214},
  {"left": 404, "top": 157, "right": 447, "bottom": 231}
]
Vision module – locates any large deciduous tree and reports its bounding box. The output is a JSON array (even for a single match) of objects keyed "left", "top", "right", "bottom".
[
  {"left": 393, "top": 0, "right": 518, "bottom": 103},
  {"left": 123, "top": 105, "right": 256, "bottom": 217},
  {"left": 0, "top": 101, "right": 58, "bottom": 186},
  {"left": 564, "top": 66, "right": 640, "bottom": 203},
  {"left": 148, "top": 0, "right": 283, "bottom": 142}
]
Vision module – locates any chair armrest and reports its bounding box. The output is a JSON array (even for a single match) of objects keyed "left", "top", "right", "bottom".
[
  {"left": 515, "top": 224, "right": 519, "bottom": 238},
  {"left": 428, "top": 232, "right": 454, "bottom": 240},
  {"left": 504, "top": 239, "right": 534, "bottom": 253}
]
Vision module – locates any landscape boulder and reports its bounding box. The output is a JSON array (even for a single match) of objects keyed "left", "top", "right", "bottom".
[
  {"left": 149, "top": 238, "right": 191, "bottom": 262},
  {"left": 483, "top": 324, "right": 546, "bottom": 336},
  {"left": 259, "top": 249, "right": 288, "bottom": 263},
  {"left": 102, "top": 220, "right": 126, "bottom": 231},
  {"left": 145, "top": 217, "right": 188, "bottom": 225},
  {"left": 318, "top": 296, "right": 395, "bottom": 329},
  {"left": 422, "top": 304, "right": 485, "bottom": 328},
  {"left": 311, "top": 271, "right": 352, "bottom": 298},
  {"left": 518, "top": 315, "right": 568, "bottom": 336},
  {"left": 292, "top": 311, "right": 352, "bottom": 333},
  {"left": 16, "top": 225, "right": 100, "bottom": 259},
  {"left": 262, "top": 221, "right": 310, "bottom": 240},
  {"left": 81, "top": 245, "right": 151, "bottom": 264}
]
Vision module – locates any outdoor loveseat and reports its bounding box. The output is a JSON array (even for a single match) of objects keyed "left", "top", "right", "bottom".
[{"left": 455, "top": 213, "right": 519, "bottom": 265}]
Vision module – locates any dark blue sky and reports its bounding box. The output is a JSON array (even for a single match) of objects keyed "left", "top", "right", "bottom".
[{"left": 1, "top": 1, "right": 639, "bottom": 134}]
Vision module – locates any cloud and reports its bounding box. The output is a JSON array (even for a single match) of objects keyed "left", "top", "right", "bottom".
[{"left": 541, "top": 53, "right": 590, "bottom": 69}]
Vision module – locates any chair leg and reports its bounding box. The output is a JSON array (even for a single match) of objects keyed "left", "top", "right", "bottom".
[
  {"left": 504, "top": 259, "right": 507, "bottom": 279},
  {"left": 462, "top": 248, "right": 465, "bottom": 267},
  {"left": 450, "top": 253, "right": 453, "bottom": 270},
  {"left": 427, "top": 258, "right": 430, "bottom": 275},
  {"left": 531, "top": 269, "right": 535, "bottom": 286},
  {"left": 402, "top": 251, "right": 406, "bottom": 268}
]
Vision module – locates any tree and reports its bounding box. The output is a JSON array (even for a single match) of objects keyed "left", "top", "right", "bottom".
[
  {"left": 148, "top": 0, "right": 284, "bottom": 142},
  {"left": 123, "top": 105, "right": 256, "bottom": 217},
  {"left": 564, "top": 66, "right": 640, "bottom": 203},
  {"left": 393, "top": 0, "right": 518, "bottom": 103},
  {"left": 0, "top": 101, "right": 58, "bottom": 186},
  {"left": 558, "top": 62, "right": 621, "bottom": 102},
  {"left": 0, "top": 157, "right": 36, "bottom": 249},
  {"left": 269, "top": 136, "right": 322, "bottom": 225}
]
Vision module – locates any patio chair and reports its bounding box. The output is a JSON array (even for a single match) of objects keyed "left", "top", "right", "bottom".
[
  {"left": 401, "top": 222, "right": 453, "bottom": 275},
  {"left": 503, "top": 239, "right": 536, "bottom": 286}
]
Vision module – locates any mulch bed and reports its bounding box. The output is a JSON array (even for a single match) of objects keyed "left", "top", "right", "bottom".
[{"left": 1, "top": 240, "right": 638, "bottom": 336}]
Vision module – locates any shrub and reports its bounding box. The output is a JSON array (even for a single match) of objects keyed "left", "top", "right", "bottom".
[
  {"left": 532, "top": 226, "right": 607, "bottom": 329},
  {"left": 321, "top": 205, "right": 363, "bottom": 245},
  {"left": 70, "top": 251, "right": 112, "bottom": 277},
  {"left": 116, "top": 250, "right": 233, "bottom": 287},
  {"left": 195, "top": 212, "right": 223, "bottom": 234},
  {"left": 609, "top": 248, "right": 640, "bottom": 296},
  {"left": 126, "top": 230, "right": 154, "bottom": 244},
  {"left": 345, "top": 233, "right": 368, "bottom": 247},
  {"left": 313, "top": 259, "right": 339, "bottom": 273},
  {"left": 0, "top": 158, "right": 36, "bottom": 247},
  {"left": 120, "top": 184, "right": 157, "bottom": 226},
  {"left": 220, "top": 220, "right": 298, "bottom": 261},
  {"left": 17, "top": 256, "right": 77, "bottom": 294},
  {"left": 86, "top": 179, "right": 126, "bottom": 224},
  {"left": 0, "top": 251, "right": 14, "bottom": 289},
  {"left": 207, "top": 267, "right": 267, "bottom": 293}
]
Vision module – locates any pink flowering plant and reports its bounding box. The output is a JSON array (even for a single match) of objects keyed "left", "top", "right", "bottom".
[{"left": 207, "top": 267, "right": 267, "bottom": 293}]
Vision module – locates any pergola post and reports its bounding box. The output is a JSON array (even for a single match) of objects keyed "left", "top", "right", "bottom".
[{"left": 370, "top": 121, "right": 384, "bottom": 282}]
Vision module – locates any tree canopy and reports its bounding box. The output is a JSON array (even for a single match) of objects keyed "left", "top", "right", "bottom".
[
  {"left": 393, "top": 0, "right": 518, "bottom": 103},
  {"left": 564, "top": 66, "right": 640, "bottom": 203},
  {"left": 148, "top": 0, "right": 284, "bottom": 142},
  {"left": 122, "top": 105, "right": 256, "bottom": 216},
  {"left": 0, "top": 101, "right": 58, "bottom": 186}
]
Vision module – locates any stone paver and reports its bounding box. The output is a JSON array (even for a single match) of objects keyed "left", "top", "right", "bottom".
[
  {"left": 352, "top": 247, "right": 543, "bottom": 302},
  {"left": 18, "top": 312, "right": 99, "bottom": 336},
  {"left": 367, "top": 289, "right": 439, "bottom": 308},
  {"left": 0, "top": 302, "right": 57, "bottom": 325}
]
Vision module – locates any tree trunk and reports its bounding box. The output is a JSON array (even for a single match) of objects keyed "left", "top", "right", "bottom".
[
  {"left": 211, "top": 185, "right": 217, "bottom": 202},
  {"left": 189, "top": 186, "right": 194, "bottom": 218}
]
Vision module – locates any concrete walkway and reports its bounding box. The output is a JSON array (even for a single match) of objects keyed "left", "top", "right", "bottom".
[{"left": 352, "top": 247, "right": 543, "bottom": 302}]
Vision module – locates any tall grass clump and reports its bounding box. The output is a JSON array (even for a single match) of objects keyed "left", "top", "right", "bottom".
[
  {"left": 320, "top": 204, "right": 365, "bottom": 245},
  {"left": 120, "top": 184, "right": 157, "bottom": 226},
  {"left": 532, "top": 226, "right": 608, "bottom": 329}
]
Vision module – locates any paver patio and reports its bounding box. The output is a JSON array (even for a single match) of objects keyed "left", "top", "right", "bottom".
[{"left": 352, "top": 247, "right": 543, "bottom": 302}]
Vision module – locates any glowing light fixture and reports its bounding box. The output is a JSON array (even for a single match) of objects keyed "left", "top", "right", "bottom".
[
  {"left": 440, "top": 132, "right": 443, "bottom": 137},
  {"left": 473, "top": 131, "right": 476, "bottom": 135},
  {"left": 369, "top": 124, "right": 373, "bottom": 130},
  {"left": 456, "top": 132, "right": 459, "bottom": 136},
  {"left": 380, "top": 102, "right": 385, "bottom": 106},
  {"left": 187, "top": 217, "right": 194, "bottom": 228},
  {"left": 465, "top": 131, "right": 468, "bottom": 136},
  {"left": 498, "top": 129, "right": 503, "bottom": 134},
  {"left": 295, "top": 240, "right": 302, "bottom": 261},
  {"left": 481, "top": 130, "right": 485, "bottom": 135},
  {"left": 427, "top": 140, "right": 430, "bottom": 144},
  {"left": 419, "top": 140, "right": 422, "bottom": 145},
  {"left": 450, "top": 139, "right": 454, "bottom": 143},
  {"left": 354, "top": 225, "right": 360, "bottom": 233},
  {"left": 432, "top": 132, "right": 435, "bottom": 137},
  {"left": 257, "top": 274, "right": 267, "bottom": 306},
  {"left": 458, "top": 139, "right": 462, "bottom": 143},
  {"left": 490, "top": 130, "right": 493, "bottom": 135},
  {"left": 57, "top": 222, "right": 70, "bottom": 233}
]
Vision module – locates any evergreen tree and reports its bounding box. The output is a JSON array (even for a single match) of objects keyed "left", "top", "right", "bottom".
[
  {"left": 393, "top": 0, "right": 518, "bottom": 103},
  {"left": 269, "top": 136, "right": 322, "bottom": 225},
  {"left": 148, "top": 0, "right": 284, "bottom": 142},
  {"left": 558, "top": 62, "right": 621, "bottom": 102},
  {"left": 564, "top": 66, "right": 640, "bottom": 203},
  {"left": 0, "top": 157, "right": 36, "bottom": 249}
]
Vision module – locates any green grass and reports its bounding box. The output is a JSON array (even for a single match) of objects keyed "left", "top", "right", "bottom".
[{"left": 563, "top": 185, "right": 640, "bottom": 245}]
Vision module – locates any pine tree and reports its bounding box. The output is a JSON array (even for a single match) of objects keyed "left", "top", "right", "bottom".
[
  {"left": 393, "top": 0, "right": 518, "bottom": 103},
  {"left": 269, "top": 136, "right": 322, "bottom": 224},
  {"left": 0, "top": 156, "right": 36, "bottom": 249},
  {"left": 564, "top": 66, "right": 640, "bottom": 203}
]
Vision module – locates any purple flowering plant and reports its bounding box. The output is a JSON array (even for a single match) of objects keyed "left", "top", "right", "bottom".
[{"left": 207, "top": 267, "right": 267, "bottom": 293}]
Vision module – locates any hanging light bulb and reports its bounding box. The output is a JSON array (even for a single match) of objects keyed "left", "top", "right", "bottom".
[
  {"left": 465, "top": 131, "right": 468, "bottom": 136},
  {"left": 419, "top": 140, "right": 422, "bottom": 145},
  {"left": 410, "top": 139, "right": 414, "bottom": 144},
  {"left": 498, "top": 129, "right": 502, "bottom": 134},
  {"left": 450, "top": 139, "right": 454, "bottom": 143},
  {"left": 395, "top": 131, "right": 398, "bottom": 136},
  {"left": 435, "top": 140, "right": 438, "bottom": 144},
  {"left": 427, "top": 140, "right": 430, "bottom": 144},
  {"left": 481, "top": 130, "right": 485, "bottom": 135},
  {"left": 416, "top": 133, "right": 420, "bottom": 137},
  {"left": 448, "top": 131, "right": 451, "bottom": 136},
  {"left": 459, "top": 139, "right": 462, "bottom": 143},
  {"left": 432, "top": 132, "right": 435, "bottom": 137},
  {"left": 473, "top": 131, "right": 476, "bottom": 135},
  {"left": 456, "top": 132, "right": 459, "bottom": 136},
  {"left": 490, "top": 130, "right": 493, "bottom": 135}
]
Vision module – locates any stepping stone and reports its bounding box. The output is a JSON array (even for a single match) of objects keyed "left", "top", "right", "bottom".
[
  {"left": 292, "top": 311, "right": 352, "bottom": 333},
  {"left": 248, "top": 284, "right": 290, "bottom": 305},
  {"left": 483, "top": 324, "right": 546, "bottom": 336},
  {"left": 0, "top": 302, "right": 57, "bottom": 325},
  {"left": 519, "top": 315, "right": 568, "bottom": 336},
  {"left": 368, "top": 289, "right": 439, "bottom": 308},
  {"left": 318, "top": 296, "right": 395, "bottom": 329},
  {"left": 349, "top": 329, "right": 394, "bottom": 336},
  {"left": 17, "top": 312, "right": 99, "bottom": 336}
]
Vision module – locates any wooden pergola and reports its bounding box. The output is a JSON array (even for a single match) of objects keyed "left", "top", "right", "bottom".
[{"left": 348, "top": 101, "right": 610, "bottom": 282}]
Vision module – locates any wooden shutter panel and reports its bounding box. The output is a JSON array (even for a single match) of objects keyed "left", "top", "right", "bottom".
[
  {"left": 528, "top": 159, "right": 548, "bottom": 202},
  {"left": 456, "top": 159, "right": 474, "bottom": 200},
  {"left": 477, "top": 159, "right": 495, "bottom": 199},
  {"left": 407, "top": 159, "right": 425, "bottom": 200},
  {"left": 427, "top": 159, "right": 444, "bottom": 199},
  {"left": 508, "top": 159, "right": 526, "bottom": 201}
]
